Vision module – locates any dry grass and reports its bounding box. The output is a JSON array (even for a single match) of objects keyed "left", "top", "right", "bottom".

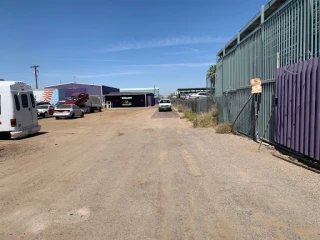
[
  {"left": 175, "top": 104, "right": 187, "bottom": 113},
  {"left": 175, "top": 104, "right": 220, "bottom": 130},
  {"left": 193, "top": 106, "right": 218, "bottom": 128},
  {"left": 183, "top": 110, "right": 197, "bottom": 122},
  {"left": 215, "top": 123, "right": 233, "bottom": 134}
]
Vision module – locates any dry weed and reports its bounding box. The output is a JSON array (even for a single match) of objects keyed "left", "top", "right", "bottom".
[{"left": 215, "top": 123, "right": 232, "bottom": 134}]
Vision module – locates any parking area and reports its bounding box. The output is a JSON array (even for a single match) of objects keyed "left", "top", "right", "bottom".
[
  {"left": 0, "top": 107, "right": 320, "bottom": 239},
  {"left": 151, "top": 109, "right": 180, "bottom": 118}
]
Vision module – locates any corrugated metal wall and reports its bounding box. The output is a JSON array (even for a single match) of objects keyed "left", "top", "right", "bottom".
[
  {"left": 275, "top": 58, "right": 320, "bottom": 160},
  {"left": 102, "top": 86, "right": 120, "bottom": 94},
  {"left": 216, "top": 0, "right": 319, "bottom": 143},
  {"left": 45, "top": 83, "right": 103, "bottom": 102}
]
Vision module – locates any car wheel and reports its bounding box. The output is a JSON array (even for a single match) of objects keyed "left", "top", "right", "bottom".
[
  {"left": 71, "top": 113, "right": 75, "bottom": 119},
  {"left": 43, "top": 112, "right": 48, "bottom": 118},
  {"left": 55, "top": 117, "right": 60, "bottom": 120},
  {"left": 81, "top": 112, "right": 84, "bottom": 118}
]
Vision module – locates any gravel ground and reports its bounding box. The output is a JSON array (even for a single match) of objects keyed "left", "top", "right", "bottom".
[{"left": 0, "top": 107, "right": 319, "bottom": 239}]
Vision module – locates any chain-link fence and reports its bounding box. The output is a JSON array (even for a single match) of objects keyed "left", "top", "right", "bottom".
[
  {"left": 173, "top": 98, "right": 215, "bottom": 114},
  {"left": 215, "top": 88, "right": 256, "bottom": 139}
]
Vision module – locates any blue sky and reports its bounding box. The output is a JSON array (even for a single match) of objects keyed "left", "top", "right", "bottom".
[{"left": 0, "top": 0, "right": 268, "bottom": 94}]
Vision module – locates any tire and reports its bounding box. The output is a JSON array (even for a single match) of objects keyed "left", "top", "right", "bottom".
[
  {"left": 81, "top": 112, "right": 84, "bottom": 118},
  {"left": 55, "top": 117, "right": 60, "bottom": 120},
  {"left": 71, "top": 113, "right": 75, "bottom": 119},
  {"left": 43, "top": 112, "right": 48, "bottom": 118},
  {"left": 99, "top": 107, "right": 102, "bottom": 112}
]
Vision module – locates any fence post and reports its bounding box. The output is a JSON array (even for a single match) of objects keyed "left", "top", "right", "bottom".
[{"left": 254, "top": 94, "right": 260, "bottom": 140}]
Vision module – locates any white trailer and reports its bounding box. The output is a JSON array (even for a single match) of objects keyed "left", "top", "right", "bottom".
[
  {"left": 0, "top": 81, "right": 40, "bottom": 139},
  {"left": 84, "top": 95, "right": 102, "bottom": 113}
]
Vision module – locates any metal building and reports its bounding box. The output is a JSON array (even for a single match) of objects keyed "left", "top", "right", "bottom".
[
  {"left": 215, "top": 0, "right": 320, "bottom": 160},
  {"left": 120, "top": 88, "right": 160, "bottom": 98},
  {"left": 45, "top": 82, "right": 119, "bottom": 105},
  {"left": 104, "top": 92, "right": 155, "bottom": 108}
]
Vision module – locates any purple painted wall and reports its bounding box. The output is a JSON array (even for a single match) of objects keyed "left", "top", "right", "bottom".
[
  {"left": 65, "top": 88, "right": 87, "bottom": 97},
  {"left": 147, "top": 94, "right": 153, "bottom": 106},
  {"left": 275, "top": 58, "right": 320, "bottom": 161},
  {"left": 45, "top": 83, "right": 119, "bottom": 100}
]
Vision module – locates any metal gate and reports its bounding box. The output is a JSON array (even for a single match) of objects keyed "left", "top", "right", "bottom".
[{"left": 275, "top": 58, "right": 320, "bottom": 161}]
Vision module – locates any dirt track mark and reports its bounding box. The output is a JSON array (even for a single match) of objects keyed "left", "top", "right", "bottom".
[
  {"left": 181, "top": 150, "right": 202, "bottom": 177},
  {"left": 159, "top": 151, "right": 168, "bottom": 166}
]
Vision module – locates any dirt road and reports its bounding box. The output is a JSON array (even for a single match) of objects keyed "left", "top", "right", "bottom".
[{"left": 0, "top": 108, "right": 319, "bottom": 239}]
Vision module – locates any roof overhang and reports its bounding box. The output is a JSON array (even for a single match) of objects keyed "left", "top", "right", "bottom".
[{"left": 217, "top": 0, "right": 287, "bottom": 58}]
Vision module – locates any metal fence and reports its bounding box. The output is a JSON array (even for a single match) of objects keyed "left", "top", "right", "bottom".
[
  {"left": 215, "top": 0, "right": 319, "bottom": 143},
  {"left": 215, "top": 88, "right": 256, "bottom": 139},
  {"left": 173, "top": 98, "right": 215, "bottom": 114}
]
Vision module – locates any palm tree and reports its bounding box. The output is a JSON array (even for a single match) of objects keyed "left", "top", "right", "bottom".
[{"left": 206, "top": 65, "right": 216, "bottom": 87}]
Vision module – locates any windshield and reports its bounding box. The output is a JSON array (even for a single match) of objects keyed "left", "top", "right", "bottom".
[
  {"left": 160, "top": 100, "right": 170, "bottom": 103},
  {"left": 66, "top": 96, "right": 77, "bottom": 101},
  {"left": 37, "top": 105, "right": 49, "bottom": 109},
  {"left": 58, "top": 104, "right": 72, "bottom": 109}
]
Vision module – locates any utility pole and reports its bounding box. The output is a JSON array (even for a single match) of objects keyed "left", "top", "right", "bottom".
[{"left": 30, "top": 65, "right": 40, "bottom": 89}]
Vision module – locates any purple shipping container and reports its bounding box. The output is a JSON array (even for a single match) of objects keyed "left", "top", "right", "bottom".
[{"left": 275, "top": 58, "right": 320, "bottom": 161}]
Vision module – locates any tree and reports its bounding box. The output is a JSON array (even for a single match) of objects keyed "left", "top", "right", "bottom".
[{"left": 206, "top": 65, "right": 216, "bottom": 87}]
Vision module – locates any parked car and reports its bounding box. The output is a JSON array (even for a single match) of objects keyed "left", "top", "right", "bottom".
[
  {"left": 37, "top": 101, "right": 51, "bottom": 106},
  {"left": 159, "top": 99, "right": 172, "bottom": 112},
  {"left": 54, "top": 100, "right": 65, "bottom": 109},
  {"left": 0, "top": 81, "right": 40, "bottom": 139},
  {"left": 54, "top": 104, "right": 84, "bottom": 119},
  {"left": 37, "top": 105, "right": 55, "bottom": 118},
  {"left": 188, "top": 92, "right": 209, "bottom": 100}
]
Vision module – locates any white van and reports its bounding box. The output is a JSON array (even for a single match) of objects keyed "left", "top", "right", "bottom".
[{"left": 0, "top": 81, "right": 41, "bottom": 139}]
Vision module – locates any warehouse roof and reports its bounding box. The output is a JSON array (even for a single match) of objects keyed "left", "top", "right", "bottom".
[
  {"left": 177, "top": 88, "right": 207, "bottom": 91},
  {"left": 120, "top": 87, "right": 159, "bottom": 90},
  {"left": 106, "top": 92, "right": 154, "bottom": 96},
  {"left": 45, "top": 82, "right": 108, "bottom": 88}
]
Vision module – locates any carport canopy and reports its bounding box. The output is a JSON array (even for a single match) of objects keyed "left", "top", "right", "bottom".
[{"left": 104, "top": 92, "right": 154, "bottom": 107}]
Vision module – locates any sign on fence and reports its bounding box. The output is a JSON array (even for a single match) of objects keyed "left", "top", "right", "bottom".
[{"left": 250, "top": 78, "right": 262, "bottom": 94}]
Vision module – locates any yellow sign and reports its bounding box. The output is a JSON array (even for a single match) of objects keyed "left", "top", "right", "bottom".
[{"left": 251, "top": 78, "right": 262, "bottom": 94}]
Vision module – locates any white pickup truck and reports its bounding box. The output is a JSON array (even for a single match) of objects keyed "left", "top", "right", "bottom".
[{"left": 158, "top": 99, "right": 172, "bottom": 112}]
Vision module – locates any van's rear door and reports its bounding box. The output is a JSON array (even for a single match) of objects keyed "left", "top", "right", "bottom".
[
  {"left": 28, "top": 92, "right": 38, "bottom": 126},
  {"left": 18, "top": 92, "right": 33, "bottom": 130}
]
